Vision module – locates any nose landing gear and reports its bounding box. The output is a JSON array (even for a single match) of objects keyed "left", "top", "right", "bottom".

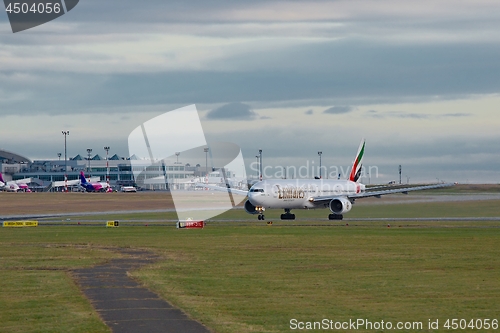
[{"left": 256, "top": 206, "right": 265, "bottom": 220}]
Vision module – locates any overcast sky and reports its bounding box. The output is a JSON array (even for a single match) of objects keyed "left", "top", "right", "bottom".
[{"left": 1, "top": 0, "right": 499, "bottom": 183}]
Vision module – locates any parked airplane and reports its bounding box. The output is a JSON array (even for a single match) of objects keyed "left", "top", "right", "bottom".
[
  {"left": 0, "top": 172, "right": 31, "bottom": 192},
  {"left": 222, "top": 139, "right": 453, "bottom": 220},
  {"left": 79, "top": 171, "right": 111, "bottom": 192}
]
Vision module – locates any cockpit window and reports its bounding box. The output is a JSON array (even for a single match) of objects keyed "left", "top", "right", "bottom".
[{"left": 250, "top": 188, "right": 264, "bottom": 192}]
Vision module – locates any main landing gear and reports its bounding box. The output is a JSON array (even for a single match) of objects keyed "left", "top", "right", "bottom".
[
  {"left": 280, "top": 209, "right": 296, "bottom": 220},
  {"left": 258, "top": 214, "right": 265, "bottom": 220},
  {"left": 328, "top": 214, "right": 343, "bottom": 220}
]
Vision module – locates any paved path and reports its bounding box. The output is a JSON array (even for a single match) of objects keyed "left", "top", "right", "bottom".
[{"left": 72, "top": 248, "right": 211, "bottom": 333}]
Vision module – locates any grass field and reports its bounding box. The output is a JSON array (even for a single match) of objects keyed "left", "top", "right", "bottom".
[
  {"left": 0, "top": 191, "right": 175, "bottom": 216},
  {"left": 1, "top": 190, "right": 499, "bottom": 332},
  {"left": 0, "top": 243, "right": 116, "bottom": 333}
]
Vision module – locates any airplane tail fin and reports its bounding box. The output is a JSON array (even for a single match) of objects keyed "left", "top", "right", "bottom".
[
  {"left": 348, "top": 139, "right": 365, "bottom": 182},
  {"left": 0, "top": 172, "right": 4, "bottom": 183},
  {"left": 79, "top": 171, "right": 88, "bottom": 184}
]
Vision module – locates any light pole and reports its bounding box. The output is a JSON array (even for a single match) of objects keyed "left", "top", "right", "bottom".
[
  {"left": 57, "top": 152, "right": 61, "bottom": 161},
  {"left": 104, "top": 146, "right": 110, "bottom": 188},
  {"left": 175, "top": 152, "right": 180, "bottom": 164},
  {"left": 255, "top": 155, "right": 259, "bottom": 180},
  {"left": 87, "top": 148, "right": 92, "bottom": 176},
  {"left": 204, "top": 148, "right": 209, "bottom": 181},
  {"left": 318, "top": 151, "right": 322, "bottom": 179},
  {"left": 62, "top": 131, "right": 69, "bottom": 192},
  {"left": 259, "top": 149, "right": 262, "bottom": 181},
  {"left": 399, "top": 165, "right": 402, "bottom": 184}
]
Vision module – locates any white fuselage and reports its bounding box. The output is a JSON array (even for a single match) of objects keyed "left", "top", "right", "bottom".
[
  {"left": 0, "top": 181, "right": 30, "bottom": 192},
  {"left": 248, "top": 179, "right": 365, "bottom": 210},
  {"left": 0, "top": 182, "right": 18, "bottom": 192}
]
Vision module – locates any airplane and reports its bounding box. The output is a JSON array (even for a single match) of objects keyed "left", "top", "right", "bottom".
[
  {"left": 0, "top": 172, "right": 31, "bottom": 192},
  {"left": 218, "top": 139, "right": 453, "bottom": 220},
  {"left": 79, "top": 171, "right": 112, "bottom": 192}
]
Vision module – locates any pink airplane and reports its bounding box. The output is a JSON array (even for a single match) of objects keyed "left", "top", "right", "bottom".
[
  {"left": 79, "top": 171, "right": 112, "bottom": 192},
  {"left": 0, "top": 172, "right": 31, "bottom": 192}
]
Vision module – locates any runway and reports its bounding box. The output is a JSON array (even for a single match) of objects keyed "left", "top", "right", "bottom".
[
  {"left": 0, "top": 209, "right": 175, "bottom": 221},
  {"left": 2, "top": 193, "right": 499, "bottom": 223},
  {"left": 358, "top": 193, "right": 500, "bottom": 205}
]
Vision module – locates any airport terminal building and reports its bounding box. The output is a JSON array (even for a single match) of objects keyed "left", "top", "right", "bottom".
[{"left": 0, "top": 149, "right": 226, "bottom": 191}]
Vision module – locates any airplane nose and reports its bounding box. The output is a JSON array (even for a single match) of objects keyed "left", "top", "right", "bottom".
[
  {"left": 248, "top": 192, "right": 258, "bottom": 202},
  {"left": 248, "top": 192, "right": 265, "bottom": 206}
]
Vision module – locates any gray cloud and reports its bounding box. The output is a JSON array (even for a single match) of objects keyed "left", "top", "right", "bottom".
[
  {"left": 305, "top": 109, "right": 313, "bottom": 115},
  {"left": 3, "top": 0, "right": 497, "bottom": 34},
  {"left": 394, "top": 112, "right": 430, "bottom": 119},
  {"left": 323, "top": 106, "right": 355, "bottom": 114},
  {"left": 441, "top": 112, "right": 471, "bottom": 118},
  {"left": 367, "top": 110, "right": 472, "bottom": 119},
  {"left": 366, "top": 110, "right": 383, "bottom": 118},
  {"left": 3, "top": 39, "right": 500, "bottom": 117},
  {"left": 205, "top": 102, "right": 257, "bottom": 120}
]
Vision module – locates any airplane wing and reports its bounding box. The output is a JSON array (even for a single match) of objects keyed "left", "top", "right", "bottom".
[
  {"left": 350, "top": 183, "right": 454, "bottom": 199},
  {"left": 309, "top": 183, "right": 454, "bottom": 204},
  {"left": 13, "top": 177, "right": 32, "bottom": 184},
  {"left": 195, "top": 183, "right": 249, "bottom": 197},
  {"left": 52, "top": 179, "right": 81, "bottom": 187}
]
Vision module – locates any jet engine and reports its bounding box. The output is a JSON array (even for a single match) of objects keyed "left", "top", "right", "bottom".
[
  {"left": 244, "top": 200, "right": 259, "bottom": 214},
  {"left": 329, "top": 197, "right": 352, "bottom": 214}
]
